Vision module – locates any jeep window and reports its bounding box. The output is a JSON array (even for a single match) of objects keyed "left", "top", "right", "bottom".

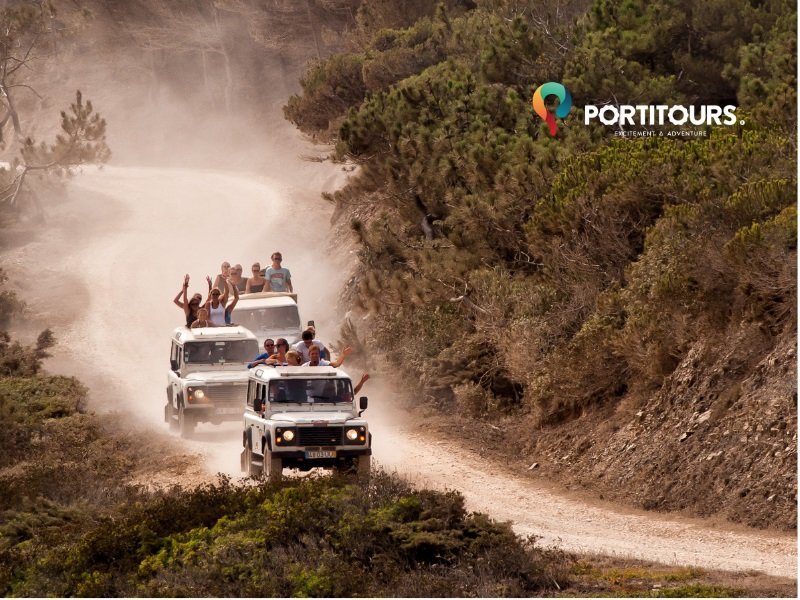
[
  {"left": 269, "top": 378, "right": 354, "bottom": 404},
  {"left": 170, "top": 342, "right": 181, "bottom": 370},
  {"left": 246, "top": 380, "right": 256, "bottom": 408},
  {"left": 183, "top": 340, "right": 259, "bottom": 364},
  {"left": 234, "top": 306, "right": 300, "bottom": 332}
]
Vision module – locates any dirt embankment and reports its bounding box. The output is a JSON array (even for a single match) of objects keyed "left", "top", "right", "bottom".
[{"left": 524, "top": 324, "right": 797, "bottom": 531}]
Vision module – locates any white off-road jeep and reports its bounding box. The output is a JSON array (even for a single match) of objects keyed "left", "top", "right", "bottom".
[
  {"left": 230, "top": 292, "right": 302, "bottom": 348},
  {"left": 165, "top": 326, "right": 259, "bottom": 437},
  {"left": 241, "top": 366, "right": 371, "bottom": 481}
]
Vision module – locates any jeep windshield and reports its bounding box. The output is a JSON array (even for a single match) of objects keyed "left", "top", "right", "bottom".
[
  {"left": 269, "top": 378, "right": 354, "bottom": 404},
  {"left": 184, "top": 340, "right": 259, "bottom": 364},
  {"left": 235, "top": 306, "right": 300, "bottom": 332}
]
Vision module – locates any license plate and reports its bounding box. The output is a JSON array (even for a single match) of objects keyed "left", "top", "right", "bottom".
[
  {"left": 305, "top": 450, "right": 336, "bottom": 459},
  {"left": 215, "top": 407, "right": 240, "bottom": 415}
]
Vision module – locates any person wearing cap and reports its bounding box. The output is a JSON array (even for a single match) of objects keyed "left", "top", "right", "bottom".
[{"left": 266, "top": 252, "right": 293, "bottom": 292}]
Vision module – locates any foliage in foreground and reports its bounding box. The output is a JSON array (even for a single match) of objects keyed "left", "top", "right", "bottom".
[
  {"left": 0, "top": 367, "right": 569, "bottom": 597},
  {"left": 2, "top": 470, "right": 569, "bottom": 597}
]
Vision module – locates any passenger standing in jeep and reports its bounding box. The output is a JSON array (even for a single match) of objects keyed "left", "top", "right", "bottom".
[
  {"left": 174, "top": 274, "right": 210, "bottom": 328},
  {"left": 266, "top": 252, "right": 293, "bottom": 292}
]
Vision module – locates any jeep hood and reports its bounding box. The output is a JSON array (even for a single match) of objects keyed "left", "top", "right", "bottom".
[
  {"left": 183, "top": 371, "right": 250, "bottom": 384},
  {"left": 269, "top": 412, "right": 357, "bottom": 424}
]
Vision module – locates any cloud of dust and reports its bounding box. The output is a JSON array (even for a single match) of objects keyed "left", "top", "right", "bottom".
[{"left": 1, "top": 2, "right": 376, "bottom": 476}]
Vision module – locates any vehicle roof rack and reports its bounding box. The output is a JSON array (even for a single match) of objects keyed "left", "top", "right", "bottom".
[
  {"left": 278, "top": 367, "right": 337, "bottom": 377},
  {"left": 239, "top": 292, "right": 298, "bottom": 302}
]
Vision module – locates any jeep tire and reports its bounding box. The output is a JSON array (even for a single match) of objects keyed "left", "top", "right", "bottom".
[
  {"left": 166, "top": 388, "right": 179, "bottom": 431},
  {"left": 243, "top": 432, "right": 262, "bottom": 477},
  {"left": 178, "top": 405, "right": 194, "bottom": 438},
  {"left": 263, "top": 449, "right": 282, "bottom": 483}
]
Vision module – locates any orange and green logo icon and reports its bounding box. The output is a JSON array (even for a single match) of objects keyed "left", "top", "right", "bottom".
[{"left": 532, "top": 82, "right": 573, "bottom": 136}]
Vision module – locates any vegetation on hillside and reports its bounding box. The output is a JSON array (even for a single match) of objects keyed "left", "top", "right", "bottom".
[{"left": 284, "top": 0, "right": 796, "bottom": 526}]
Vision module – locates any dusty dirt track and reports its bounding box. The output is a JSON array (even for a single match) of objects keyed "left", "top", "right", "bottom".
[{"left": 4, "top": 164, "right": 796, "bottom": 581}]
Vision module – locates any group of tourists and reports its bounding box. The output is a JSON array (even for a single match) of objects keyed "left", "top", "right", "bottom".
[
  {"left": 214, "top": 252, "right": 293, "bottom": 295},
  {"left": 173, "top": 251, "right": 369, "bottom": 390},
  {"left": 175, "top": 252, "right": 292, "bottom": 329},
  {"left": 247, "top": 330, "right": 370, "bottom": 395}
]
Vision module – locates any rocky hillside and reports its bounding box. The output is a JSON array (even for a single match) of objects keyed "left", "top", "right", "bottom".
[{"left": 284, "top": 0, "right": 797, "bottom": 529}]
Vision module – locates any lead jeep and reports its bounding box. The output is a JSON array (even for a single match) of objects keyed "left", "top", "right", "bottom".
[
  {"left": 166, "top": 326, "right": 259, "bottom": 437},
  {"left": 241, "top": 366, "right": 371, "bottom": 481}
]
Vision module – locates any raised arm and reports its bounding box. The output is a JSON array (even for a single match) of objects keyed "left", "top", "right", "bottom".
[
  {"left": 174, "top": 288, "right": 185, "bottom": 310},
  {"left": 330, "top": 346, "right": 353, "bottom": 369},
  {"left": 218, "top": 275, "right": 230, "bottom": 306},
  {"left": 353, "top": 373, "right": 370, "bottom": 395},
  {"left": 201, "top": 275, "right": 213, "bottom": 308},
  {"left": 226, "top": 280, "right": 239, "bottom": 314},
  {"left": 180, "top": 274, "right": 191, "bottom": 316}
]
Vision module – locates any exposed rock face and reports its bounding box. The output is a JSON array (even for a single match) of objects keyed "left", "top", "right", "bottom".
[{"left": 531, "top": 324, "right": 797, "bottom": 530}]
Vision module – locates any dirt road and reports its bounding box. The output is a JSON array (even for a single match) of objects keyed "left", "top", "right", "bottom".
[{"left": 4, "top": 164, "right": 796, "bottom": 580}]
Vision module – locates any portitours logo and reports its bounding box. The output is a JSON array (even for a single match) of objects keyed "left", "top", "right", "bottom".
[{"left": 532, "top": 82, "right": 573, "bottom": 136}]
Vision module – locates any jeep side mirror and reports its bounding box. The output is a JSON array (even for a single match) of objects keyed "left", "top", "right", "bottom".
[
  {"left": 359, "top": 396, "right": 368, "bottom": 410},
  {"left": 170, "top": 358, "right": 179, "bottom": 372},
  {"left": 254, "top": 398, "right": 263, "bottom": 412}
]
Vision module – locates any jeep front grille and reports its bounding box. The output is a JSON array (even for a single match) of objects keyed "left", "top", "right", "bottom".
[
  {"left": 299, "top": 427, "right": 343, "bottom": 446},
  {"left": 205, "top": 384, "right": 247, "bottom": 405}
]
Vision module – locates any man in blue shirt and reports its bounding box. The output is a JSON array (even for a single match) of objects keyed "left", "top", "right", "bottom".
[{"left": 247, "top": 339, "right": 275, "bottom": 368}]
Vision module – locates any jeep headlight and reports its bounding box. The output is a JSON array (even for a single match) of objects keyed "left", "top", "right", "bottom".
[
  {"left": 344, "top": 426, "right": 367, "bottom": 445},
  {"left": 187, "top": 387, "right": 206, "bottom": 403},
  {"left": 275, "top": 427, "right": 297, "bottom": 446}
]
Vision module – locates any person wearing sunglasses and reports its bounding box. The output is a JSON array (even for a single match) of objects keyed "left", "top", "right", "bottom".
[
  {"left": 174, "top": 273, "right": 211, "bottom": 328},
  {"left": 245, "top": 262, "right": 267, "bottom": 293},
  {"left": 206, "top": 282, "right": 230, "bottom": 327},
  {"left": 266, "top": 252, "right": 293, "bottom": 293},
  {"left": 263, "top": 338, "right": 291, "bottom": 366},
  {"left": 247, "top": 338, "right": 276, "bottom": 368},
  {"left": 229, "top": 264, "right": 248, "bottom": 292}
]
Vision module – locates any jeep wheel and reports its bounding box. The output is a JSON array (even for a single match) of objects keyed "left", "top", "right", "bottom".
[
  {"left": 356, "top": 455, "right": 371, "bottom": 482},
  {"left": 263, "top": 450, "right": 282, "bottom": 483},
  {"left": 166, "top": 389, "right": 179, "bottom": 431},
  {"left": 246, "top": 448, "right": 262, "bottom": 477},
  {"left": 178, "top": 406, "right": 194, "bottom": 438}
]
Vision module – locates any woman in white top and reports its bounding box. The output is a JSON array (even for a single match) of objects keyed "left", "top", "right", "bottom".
[{"left": 206, "top": 285, "right": 229, "bottom": 326}]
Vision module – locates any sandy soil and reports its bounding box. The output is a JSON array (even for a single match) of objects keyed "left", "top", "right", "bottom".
[{"left": 3, "top": 163, "right": 796, "bottom": 581}]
